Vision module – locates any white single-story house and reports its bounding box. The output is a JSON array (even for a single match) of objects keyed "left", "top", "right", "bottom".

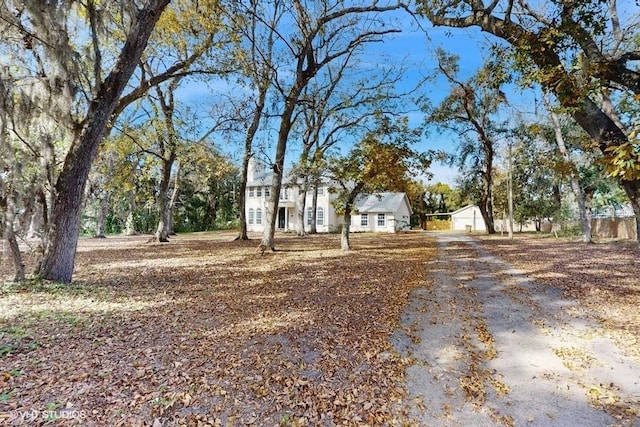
[
  {"left": 350, "top": 193, "right": 413, "bottom": 233},
  {"left": 450, "top": 205, "right": 487, "bottom": 232},
  {"left": 245, "top": 159, "right": 412, "bottom": 233}
]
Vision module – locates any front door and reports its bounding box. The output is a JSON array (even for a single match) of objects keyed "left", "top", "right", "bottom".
[{"left": 278, "top": 207, "right": 286, "bottom": 229}]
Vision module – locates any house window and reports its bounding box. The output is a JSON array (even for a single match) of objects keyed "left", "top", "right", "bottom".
[
  {"left": 307, "top": 207, "right": 313, "bottom": 225},
  {"left": 377, "top": 213, "right": 386, "bottom": 226},
  {"left": 256, "top": 187, "right": 262, "bottom": 197},
  {"left": 256, "top": 208, "right": 262, "bottom": 225},
  {"left": 249, "top": 187, "right": 254, "bottom": 197},
  {"left": 280, "top": 189, "right": 288, "bottom": 200},
  {"left": 316, "top": 207, "right": 324, "bottom": 226},
  {"left": 317, "top": 185, "right": 324, "bottom": 195},
  {"left": 361, "top": 214, "right": 369, "bottom": 227},
  {"left": 248, "top": 208, "right": 255, "bottom": 225},
  {"left": 264, "top": 186, "right": 270, "bottom": 197}
]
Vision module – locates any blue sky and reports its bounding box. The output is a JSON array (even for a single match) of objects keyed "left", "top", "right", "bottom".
[
  {"left": 178, "top": 8, "right": 504, "bottom": 187},
  {"left": 352, "top": 13, "right": 492, "bottom": 185}
]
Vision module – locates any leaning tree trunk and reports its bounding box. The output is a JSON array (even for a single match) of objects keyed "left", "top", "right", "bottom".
[
  {"left": 167, "top": 161, "right": 180, "bottom": 235},
  {"left": 39, "top": 0, "right": 170, "bottom": 283},
  {"left": 238, "top": 96, "right": 267, "bottom": 240},
  {"left": 550, "top": 109, "right": 591, "bottom": 243},
  {"left": 262, "top": 87, "right": 304, "bottom": 250}
]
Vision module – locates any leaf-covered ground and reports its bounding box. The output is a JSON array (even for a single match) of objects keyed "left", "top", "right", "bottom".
[
  {"left": 0, "top": 231, "right": 435, "bottom": 426},
  {"left": 398, "top": 232, "right": 639, "bottom": 426},
  {"left": 476, "top": 234, "right": 640, "bottom": 362},
  {"left": 2, "top": 231, "right": 639, "bottom": 426}
]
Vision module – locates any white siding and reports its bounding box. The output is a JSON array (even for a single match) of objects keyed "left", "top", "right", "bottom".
[
  {"left": 451, "top": 205, "right": 487, "bottom": 232},
  {"left": 245, "top": 180, "right": 411, "bottom": 234}
]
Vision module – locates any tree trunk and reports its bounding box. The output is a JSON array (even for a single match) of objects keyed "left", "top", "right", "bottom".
[
  {"left": 620, "top": 180, "right": 640, "bottom": 243},
  {"left": 550, "top": 109, "right": 592, "bottom": 243},
  {"left": 168, "top": 161, "right": 180, "bottom": 235},
  {"left": 155, "top": 155, "right": 174, "bottom": 243},
  {"left": 478, "top": 195, "right": 494, "bottom": 234},
  {"left": 339, "top": 184, "right": 365, "bottom": 250},
  {"left": 125, "top": 190, "right": 137, "bottom": 236},
  {"left": 296, "top": 183, "right": 307, "bottom": 236},
  {"left": 237, "top": 151, "right": 250, "bottom": 241},
  {"left": 237, "top": 86, "right": 268, "bottom": 241},
  {"left": 309, "top": 184, "right": 319, "bottom": 234},
  {"left": 262, "top": 90, "right": 304, "bottom": 249},
  {"left": 27, "top": 194, "right": 43, "bottom": 239},
  {"left": 483, "top": 140, "right": 496, "bottom": 234},
  {"left": 2, "top": 194, "right": 25, "bottom": 282},
  {"left": 483, "top": 189, "right": 496, "bottom": 234},
  {"left": 341, "top": 207, "right": 352, "bottom": 250},
  {"left": 39, "top": 0, "right": 170, "bottom": 283},
  {"left": 94, "top": 191, "right": 110, "bottom": 238}
]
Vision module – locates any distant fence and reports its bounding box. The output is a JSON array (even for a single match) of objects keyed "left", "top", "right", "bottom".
[
  {"left": 422, "top": 219, "right": 452, "bottom": 231},
  {"left": 591, "top": 217, "right": 637, "bottom": 240},
  {"left": 423, "top": 216, "right": 637, "bottom": 240}
]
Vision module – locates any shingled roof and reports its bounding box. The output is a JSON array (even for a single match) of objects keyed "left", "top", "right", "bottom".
[{"left": 354, "top": 192, "right": 412, "bottom": 214}]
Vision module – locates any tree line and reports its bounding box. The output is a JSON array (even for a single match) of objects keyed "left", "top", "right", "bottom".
[{"left": 0, "top": 0, "right": 638, "bottom": 283}]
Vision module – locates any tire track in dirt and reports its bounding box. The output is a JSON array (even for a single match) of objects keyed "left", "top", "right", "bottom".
[{"left": 394, "top": 232, "right": 640, "bottom": 426}]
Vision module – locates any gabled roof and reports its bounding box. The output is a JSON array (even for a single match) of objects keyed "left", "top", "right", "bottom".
[
  {"left": 355, "top": 192, "right": 412, "bottom": 215},
  {"left": 450, "top": 204, "right": 478, "bottom": 215}
]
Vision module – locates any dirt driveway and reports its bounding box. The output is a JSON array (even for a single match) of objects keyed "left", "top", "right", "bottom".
[{"left": 394, "top": 232, "right": 640, "bottom": 426}]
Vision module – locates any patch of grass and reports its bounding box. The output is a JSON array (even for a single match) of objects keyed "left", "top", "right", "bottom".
[
  {"left": 0, "top": 389, "right": 13, "bottom": 403},
  {"left": 45, "top": 401, "right": 62, "bottom": 411},
  {"left": 0, "top": 343, "right": 18, "bottom": 358},
  {"left": 0, "top": 325, "right": 40, "bottom": 358},
  {"left": 0, "top": 278, "right": 94, "bottom": 296},
  {"left": 41, "top": 311, "right": 82, "bottom": 326},
  {"left": 0, "top": 325, "right": 29, "bottom": 338}
]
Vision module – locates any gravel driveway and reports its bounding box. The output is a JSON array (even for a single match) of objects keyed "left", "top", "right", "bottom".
[{"left": 393, "top": 232, "right": 640, "bottom": 426}]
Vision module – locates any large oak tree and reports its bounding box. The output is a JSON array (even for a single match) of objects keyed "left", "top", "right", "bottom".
[
  {"left": 257, "top": 0, "right": 407, "bottom": 251},
  {"left": 417, "top": 0, "right": 640, "bottom": 245},
  {"left": 0, "top": 0, "right": 171, "bottom": 282}
]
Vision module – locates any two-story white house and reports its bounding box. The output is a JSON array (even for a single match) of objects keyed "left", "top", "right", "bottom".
[{"left": 245, "top": 159, "right": 413, "bottom": 233}]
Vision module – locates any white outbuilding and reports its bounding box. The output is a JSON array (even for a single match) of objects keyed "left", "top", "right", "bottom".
[{"left": 450, "top": 205, "right": 487, "bottom": 232}]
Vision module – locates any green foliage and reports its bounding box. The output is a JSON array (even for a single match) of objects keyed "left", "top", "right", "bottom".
[
  {"left": 417, "top": 0, "right": 640, "bottom": 212},
  {"left": 423, "top": 182, "right": 460, "bottom": 214},
  {"left": 326, "top": 115, "right": 428, "bottom": 216},
  {"left": 173, "top": 144, "right": 240, "bottom": 232},
  {"left": 85, "top": 120, "right": 240, "bottom": 235},
  {"left": 554, "top": 223, "right": 584, "bottom": 238},
  {"left": 498, "top": 135, "right": 561, "bottom": 225},
  {"left": 603, "top": 135, "right": 640, "bottom": 181}
]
